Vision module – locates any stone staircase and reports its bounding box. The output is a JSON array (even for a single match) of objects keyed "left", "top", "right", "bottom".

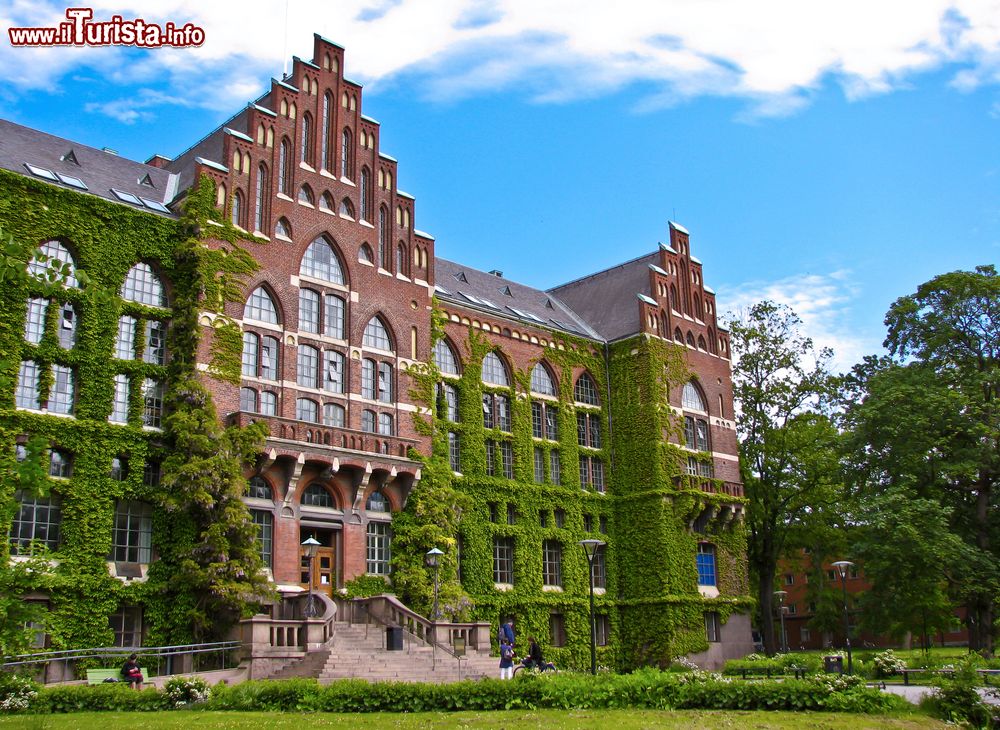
[{"left": 268, "top": 621, "right": 499, "bottom": 683}]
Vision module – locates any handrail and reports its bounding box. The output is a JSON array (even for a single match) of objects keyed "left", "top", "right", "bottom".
[
  {"left": 4, "top": 640, "right": 240, "bottom": 667},
  {"left": 342, "top": 594, "right": 489, "bottom": 657}
]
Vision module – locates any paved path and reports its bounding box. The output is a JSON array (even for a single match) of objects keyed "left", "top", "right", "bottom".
[{"left": 880, "top": 683, "right": 999, "bottom": 705}]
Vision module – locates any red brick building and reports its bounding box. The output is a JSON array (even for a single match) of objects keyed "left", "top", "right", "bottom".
[{"left": 1, "top": 34, "right": 753, "bottom": 667}]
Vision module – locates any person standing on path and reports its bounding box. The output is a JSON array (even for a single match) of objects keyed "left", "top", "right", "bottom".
[
  {"left": 499, "top": 639, "right": 515, "bottom": 679},
  {"left": 499, "top": 617, "right": 515, "bottom": 648}
]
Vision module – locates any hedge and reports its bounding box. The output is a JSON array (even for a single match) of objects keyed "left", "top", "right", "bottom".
[{"left": 5, "top": 669, "right": 910, "bottom": 715}]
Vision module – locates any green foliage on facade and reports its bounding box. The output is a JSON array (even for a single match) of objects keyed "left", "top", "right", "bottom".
[
  {"left": 0, "top": 171, "right": 271, "bottom": 651},
  {"left": 395, "top": 314, "right": 753, "bottom": 670}
]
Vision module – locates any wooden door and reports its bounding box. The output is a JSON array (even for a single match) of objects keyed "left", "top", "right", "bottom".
[{"left": 300, "top": 545, "right": 337, "bottom": 597}]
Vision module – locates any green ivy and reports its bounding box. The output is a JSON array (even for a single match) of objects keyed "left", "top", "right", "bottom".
[{"left": 0, "top": 171, "right": 270, "bottom": 651}]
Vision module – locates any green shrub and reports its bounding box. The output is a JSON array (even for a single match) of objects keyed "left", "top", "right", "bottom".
[
  {"left": 39, "top": 683, "right": 168, "bottom": 712},
  {"left": 871, "top": 649, "right": 907, "bottom": 677},
  {"left": 723, "top": 652, "right": 822, "bottom": 675},
  {"left": 0, "top": 673, "right": 39, "bottom": 712},
  {"left": 342, "top": 575, "right": 392, "bottom": 599},
  {"left": 920, "top": 656, "right": 998, "bottom": 729},
  {"left": 163, "top": 676, "right": 211, "bottom": 707}
]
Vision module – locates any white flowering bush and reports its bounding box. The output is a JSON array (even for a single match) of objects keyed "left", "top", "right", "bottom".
[
  {"left": 871, "top": 649, "right": 906, "bottom": 677},
  {"left": 670, "top": 656, "right": 699, "bottom": 671},
  {"left": 808, "top": 673, "right": 866, "bottom": 692},
  {"left": 0, "top": 673, "right": 39, "bottom": 712},
  {"left": 676, "top": 669, "right": 729, "bottom": 685},
  {"left": 163, "top": 676, "right": 211, "bottom": 707}
]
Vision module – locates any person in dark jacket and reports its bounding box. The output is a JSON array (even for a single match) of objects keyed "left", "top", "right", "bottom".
[
  {"left": 120, "top": 653, "right": 143, "bottom": 688},
  {"left": 524, "top": 636, "right": 544, "bottom": 670}
]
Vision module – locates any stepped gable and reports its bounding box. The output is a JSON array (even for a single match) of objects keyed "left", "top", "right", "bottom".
[
  {"left": 0, "top": 118, "right": 179, "bottom": 215},
  {"left": 434, "top": 256, "right": 602, "bottom": 340},
  {"left": 548, "top": 251, "right": 659, "bottom": 342}
]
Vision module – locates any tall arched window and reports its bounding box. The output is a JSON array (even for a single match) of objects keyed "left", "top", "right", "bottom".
[
  {"left": 300, "top": 236, "right": 345, "bottom": 284},
  {"left": 30, "top": 241, "right": 79, "bottom": 287},
  {"left": 481, "top": 352, "right": 509, "bottom": 387},
  {"left": 363, "top": 316, "right": 393, "bottom": 351},
  {"left": 254, "top": 164, "right": 268, "bottom": 232},
  {"left": 244, "top": 286, "right": 280, "bottom": 324},
  {"left": 360, "top": 167, "right": 371, "bottom": 221},
  {"left": 231, "top": 190, "right": 244, "bottom": 227},
  {"left": 433, "top": 339, "right": 459, "bottom": 374},
  {"left": 378, "top": 207, "right": 388, "bottom": 268},
  {"left": 530, "top": 363, "right": 556, "bottom": 396},
  {"left": 574, "top": 373, "right": 600, "bottom": 405},
  {"left": 278, "top": 138, "right": 290, "bottom": 194},
  {"left": 121, "top": 263, "right": 166, "bottom": 307},
  {"left": 300, "top": 113, "right": 313, "bottom": 165},
  {"left": 321, "top": 93, "right": 332, "bottom": 170},
  {"left": 341, "top": 128, "right": 352, "bottom": 178}
]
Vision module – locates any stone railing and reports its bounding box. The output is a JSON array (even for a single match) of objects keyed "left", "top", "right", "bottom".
[
  {"left": 239, "top": 592, "right": 338, "bottom": 679},
  {"left": 227, "top": 411, "right": 419, "bottom": 459},
  {"left": 336, "top": 594, "right": 491, "bottom": 656}
]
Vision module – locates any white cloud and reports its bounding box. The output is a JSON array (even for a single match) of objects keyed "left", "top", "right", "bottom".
[
  {"left": 3, "top": 0, "right": 1000, "bottom": 118},
  {"left": 717, "top": 269, "right": 880, "bottom": 374}
]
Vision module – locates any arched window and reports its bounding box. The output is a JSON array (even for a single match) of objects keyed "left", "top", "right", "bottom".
[
  {"left": 686, "top": 331, "right": 696, "bottom": 348},
  {"left": 363, "top": 316, "right": 393, "bottom": 351},
  {"left": 298, "top": 184, "right": 314, "bottom": 205},
  {"left": 669, "top": 284, "right": 679, "bottom": 312},
  {"left": 378, "top": 207, "right": 388, "bottom": 268},
  {"left": 319, "top": 191, "right": 334, "bottom": 211},
  {"left": 298, "top": 289, "right": 320, "bottom": 333},
  {"left": 121, "top": 263, "right": 166, "bottom": 307},
  {"left": 530, "top": 363, "right": 556, "bottom": 396},
  {"left": 323, "top": 402, "right": 345, "bottom": 427},
  {"left": 244, "top": 286, "right": 280, "bottom": 324},
  {"left": 674, "top": 327, "right": 683, "bottom": 343},
  {"left": 301, "top": 483, "right": 335, "bottom": 508},
  {"left": 433, "top": 339, "right": 459, "bottom": 374},
  {"left": 341, "top": 128, "right": 352, "bottom": 178},
  {"left": 366, "top": 491, "right": 389, "bottom": 512},
  {"left": 697, "top": 335, "right": 707, "bottom": 351},
  {"left": 300, "top": 112, "right": 312, "bottom": 165},
  {"left": 254, "top": 164, "right": 268, "bottom": 232},
  {"left": 278, "top": 138, "right": 290, "bottom": 194},
  {"left": 339, "top": 198, "right": 354, "bottom": 218},
  {"left": 239, "top": 386, "right": 258, "bottom": 412},
  {"left": 30, "top": 241, "right": 79, "bottom": 287},
  {"left": 260, "top": 391, "right": 277, "bottom": 414},
  {"left": 275, "top": 217, "right": 291, "bottom": 239},
  {"left": 359, "top": 243, "right": 374, "bottom": 263},
  {"left": 481, "top": 352, "right": 509, "bottom": 387},
  {"left": 360, "top": 167, "right": 370, "bottom": 221},
  {"left": 247, "top": 476, "right": 272, "bottom": 500},
  {"left": 361, "top": 409, "right": 376, "bottom": 433},
  {"left": 231, "top": 190, "right": 244, "bottom": 227},
  {"left": 396, "top": 242, "right": 407, "bottom": 276},
  {"left": 681, "top": 381, "right": 707, "bottom": 412},
  {"left": 300, "top": 237, "right": 345, "bottom": 284},
  {"left": 321, "top": 93, "right": 332, "bottom": 170},
  {"left": 574, "top": 373, "right": 600, "bottom": 406},
  {"left": 296, "top": 397, "right": 319, "bottom": 422}
]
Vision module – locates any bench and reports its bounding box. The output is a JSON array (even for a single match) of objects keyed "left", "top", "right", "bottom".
[
  {"left": 85, "top": 667, "right": 147, "bottom": 686},
  {"left": 901, "top": 668, "right": 954, "bottom": 685}
]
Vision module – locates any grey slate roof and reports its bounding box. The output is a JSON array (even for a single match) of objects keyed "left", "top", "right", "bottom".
[
  {"left": 165, "top": 106, "right": 250, "bottom": 196},
  {"left": 0, "top": 119, "right": 179, "bottom": 216},
  {"left": 548, "top": 252, "right": 656, "bottom": 342},
  {"left": 434, "top": 258, "right": 603, "bottom": 341}
]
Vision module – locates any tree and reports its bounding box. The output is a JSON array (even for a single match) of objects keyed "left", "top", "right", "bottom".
[
  {"left": 843, "top": 265, "right": 999, "bottom": 652},
  {"left": 728, "top": 301, "right": 838, "bottom": 655}
]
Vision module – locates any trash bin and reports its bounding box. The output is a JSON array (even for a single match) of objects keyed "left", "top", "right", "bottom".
[
  {"left": 386, "top": 626, "right": 403, "bottom": 651},
  {"left": 824, "top": 655, "right": 844, "bottom": 674}
]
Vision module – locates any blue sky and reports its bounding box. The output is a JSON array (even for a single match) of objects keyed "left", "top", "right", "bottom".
[{"left": 2, "top": 1, "right": 998, "bottom": 372}]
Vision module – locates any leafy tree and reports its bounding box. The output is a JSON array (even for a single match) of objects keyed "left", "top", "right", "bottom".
[
  {"left": 843, "top": 265, "right": 998, "bottom": 652},
  {"left": 728, "top": 301, "right": 838, "bottom": 655},
  {"left": 146, "top": 378, "right": 272, "bottom": 644}
]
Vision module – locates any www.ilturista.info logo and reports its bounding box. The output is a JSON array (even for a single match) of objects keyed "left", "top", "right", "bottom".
[{"left": 8, "top": 7, "right": 205, "bottom": 48}]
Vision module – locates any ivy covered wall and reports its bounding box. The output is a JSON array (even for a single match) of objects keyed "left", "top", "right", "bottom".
[
  {"left": 395, "top": 317, "right": 753, "bottom": 671},
  {"left": 0, "top": 171, "right": 267, "bottom": 652}
]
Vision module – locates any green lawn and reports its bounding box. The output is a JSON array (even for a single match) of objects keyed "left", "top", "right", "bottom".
[{"left": 0, "top": 711, "right": 950, "bottom": 730}]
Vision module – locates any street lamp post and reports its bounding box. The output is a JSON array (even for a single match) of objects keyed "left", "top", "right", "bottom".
[
  {"left": 774, "top": 590, "right": 788, "bottom": 654},
  {"left": 301, "top": 536, "right": 321, "bottom": 618},
  {"left": 579, "top": 539, "right": 605, "bottom": 676},
  {"left": 426, "top": 547, "right": 444, "bottom": 670},
  {"left": 832, "top": 560, "right": 854, "bottom": 675}
]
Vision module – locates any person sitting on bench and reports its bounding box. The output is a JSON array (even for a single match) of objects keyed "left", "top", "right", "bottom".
[{"left": 120, "top": 653, "right": 143, "bottom": 688}]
